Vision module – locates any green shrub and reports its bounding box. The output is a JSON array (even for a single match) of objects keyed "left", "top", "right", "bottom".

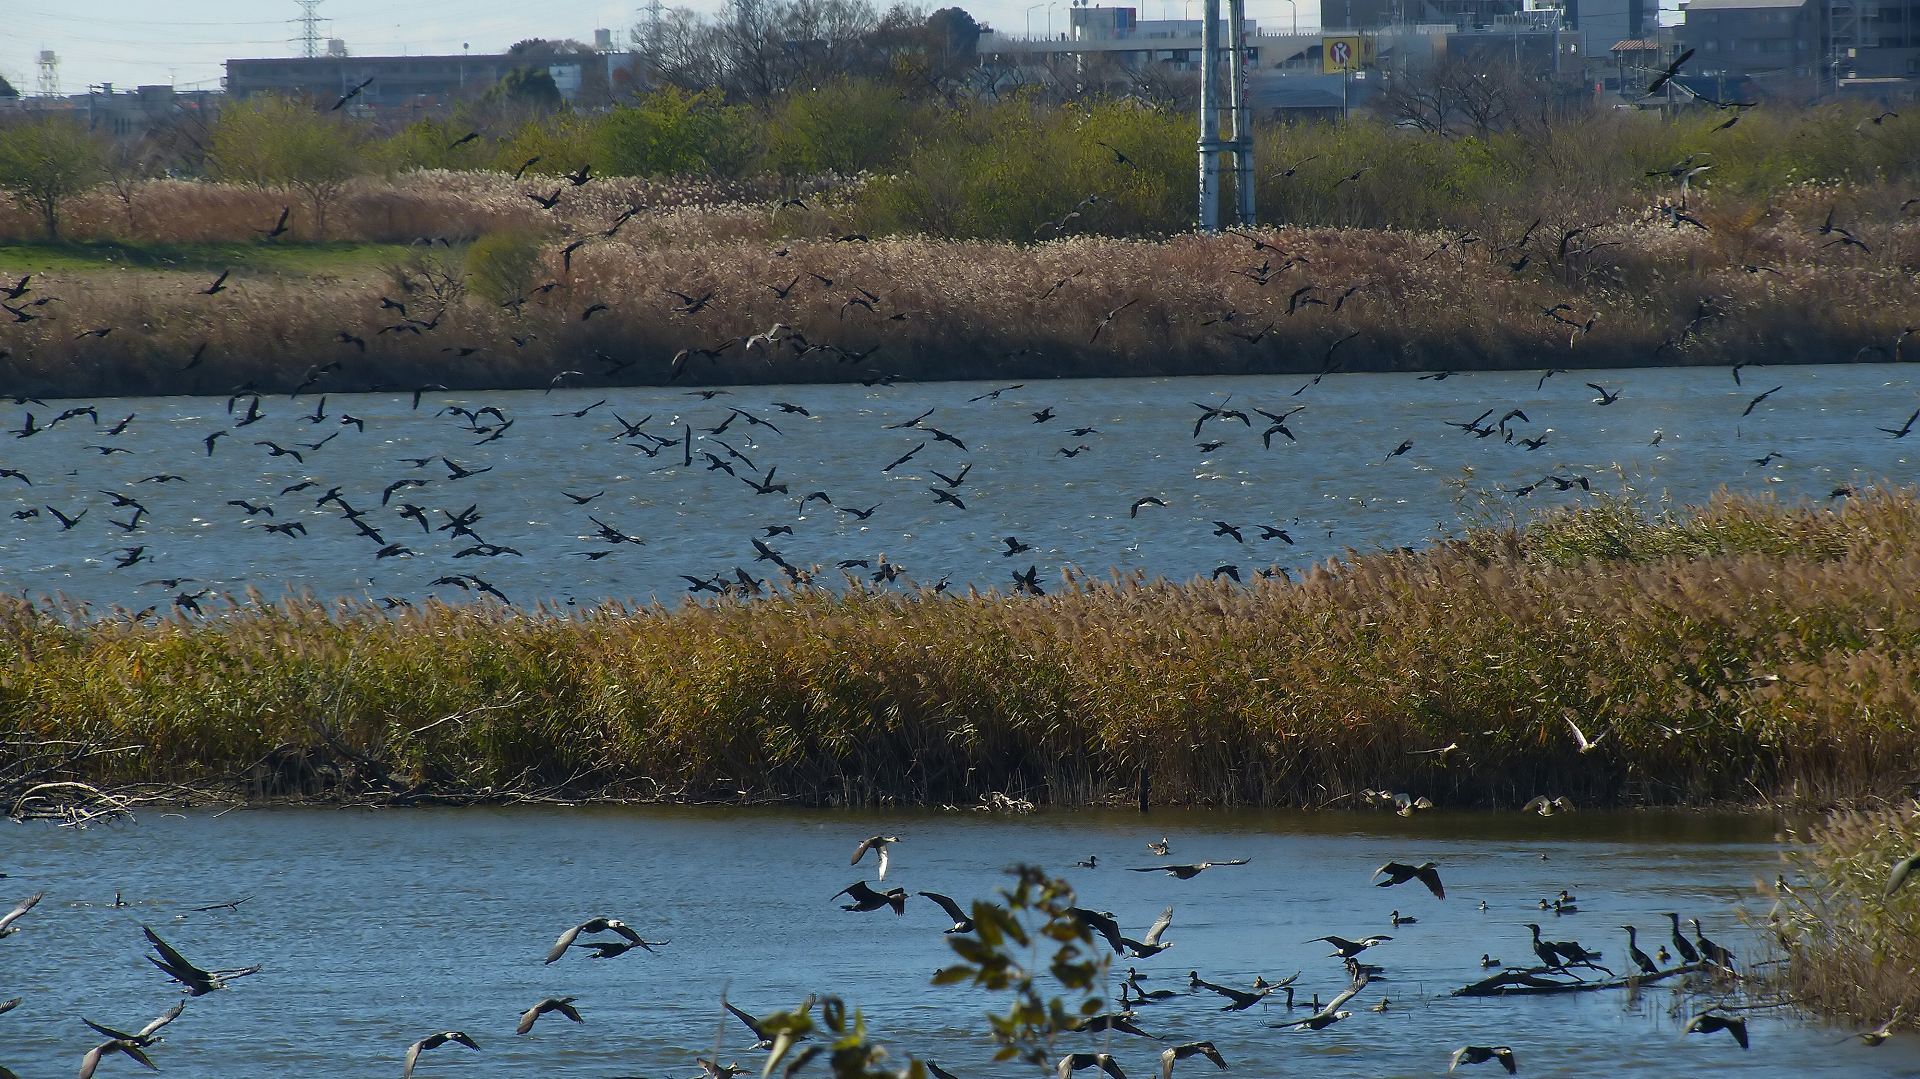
[
  {"left": 464, "top": 230, "right": 549, "bottom": 307},
  {"left": 763, "top": 78, "right": 915, "bottom": 176},
  {"left": 592, "top": 87, "right": 755, "bottom": 177}
]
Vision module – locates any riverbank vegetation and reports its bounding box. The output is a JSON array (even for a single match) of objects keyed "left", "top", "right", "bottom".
[
  {"left": 5, "top": 490, "right": 1920, "bottom": 811},
  {"left": 1, "top": 75, "right": 1916, "bottom": 395},
  {"left": 0, "top": 179, "right": 1913, "bottom": 398},
  {"left": 1773, "top": 805, "right": 1920, "bottom": 1024}
]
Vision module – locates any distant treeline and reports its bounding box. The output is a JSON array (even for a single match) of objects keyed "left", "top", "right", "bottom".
[{"left": 2, "top": 81, "right": 1917, "bottom": 244}]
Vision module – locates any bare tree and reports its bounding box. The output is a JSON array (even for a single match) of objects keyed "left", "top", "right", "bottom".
[{"left": 1377, "top": 57, "right": 1540, "bottom": 138}]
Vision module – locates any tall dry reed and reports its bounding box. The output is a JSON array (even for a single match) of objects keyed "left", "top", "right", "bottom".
[
  {"left": 3, "top": 202, "right": 1914, "bottom": 398},
  {"left": 1771, "top": 804, "right": 1920, "bottom": 1024},
  {"left": 4, "top": 491, "right": 1920, "bottom": 809}
]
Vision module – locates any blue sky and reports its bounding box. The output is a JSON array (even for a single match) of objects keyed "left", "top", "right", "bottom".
[{"left": 5, "top": 0, "right": 1679, "bottom": 96}]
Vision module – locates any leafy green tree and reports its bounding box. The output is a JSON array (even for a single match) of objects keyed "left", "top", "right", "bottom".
[
  {"left": 0, "top": 74, "right": 18, "bottom": 99},
  {"left": 209, "top": 95, "right": 365, "bottom": 239},
  {"left": 0, "top": 115, "right": 106, "bottom": 239},
  {"left": 378, "top": 118, "right": 472, "bottom": 172},
  {"left": 925, "top": 7, "right": 983, "bottom": 55},
  {"left": 492, "top": 68, "right": 562, "bottom": 111},
  {"left": 488, "top": 115, "right": 595, "bottom": 178},
  {"left": 764, "top": 78, "right": 912, "bottom": 176},
  {"left": 592, "top": 87, "right": 752, "bottom": 176}
]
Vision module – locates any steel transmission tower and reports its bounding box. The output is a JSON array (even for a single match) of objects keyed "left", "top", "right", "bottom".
[{"left": 292, "top": 1, "right": 327, "bottom": 59}]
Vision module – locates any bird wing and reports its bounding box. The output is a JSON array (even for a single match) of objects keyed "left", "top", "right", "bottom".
[
  {"left": 1565, "top": 717, "right": 1591, "bottom": 750},
  {"left": 1141, "top": 906, "right": 1175, "bottom": 947},
  {"left": 1372, "top": 861, "right": 1411, "bottom": 885},
  {"left": 920, "top": 891, "right": 967, "bottom": 923},
  {"left": 725, "top": 999, "right": 768, "bottom": 1041},
  {"left": 835, "top": 881, "right": 880, "bottom": 904},
  {"left": 1890, "top": 853, "right": 1919, "bottom": 896},
  {"left": 545, "top": 924, "right": 584, "bottom": 964},
  {"left": 1071, "top": 908, "right": 1128, "bottom": 953},
  {"left": 516, "top": 1004, "right": 541, "bottom": 1035},
  {"left": 1417, "top": 865, "right": 1446, "bottom": 899},
  {"left": 0, "top": 892, "right": 42, "bottom": 932},
  {"left": 876, "top": 845, "right": 891, "bottom": 880},
  {"left": 1323, "top": 974, "right": 1367, "bottom": 1016},
  {"left": 142, "top": 927, "right": 208, "bottom": 979},
  {"left": 1448, "top": 1046, "right": 1469, "bottom": 1073},
  {"left": 851, "top": 837, "right": 878, "bottom": 865},
  {"left": 403, "top": 1040, "right": 424, "bottom": 1079},
  {"left": 607, "top": 920, "right": 644, "bottom": 944},
  {"left": 1100, "top": 1055, "right": 1128, "bottom": 1079},
  {"left": 83, "top": 1019, "right": 138, "bottom": 1042}
]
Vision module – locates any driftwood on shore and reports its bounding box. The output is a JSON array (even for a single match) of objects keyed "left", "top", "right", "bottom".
[{"left": 1455, "top": 961, "right": 1713, "bottom": 996}]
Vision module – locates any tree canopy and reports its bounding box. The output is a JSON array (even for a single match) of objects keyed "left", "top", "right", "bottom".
[
  {"left": 0, "top": 115, "right": 105, "bottom": 238},
  {"left": 209, "top": 96, "right": 363, "bottom": 238}
]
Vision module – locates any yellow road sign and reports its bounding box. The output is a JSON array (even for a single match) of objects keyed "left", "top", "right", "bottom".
[{"left": 1323, "top": 35, "right": 1366, "bottom": 73}]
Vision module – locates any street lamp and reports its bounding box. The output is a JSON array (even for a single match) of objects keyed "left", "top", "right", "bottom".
[
  {"left": 1047, "top": 1, "right": 1060, "bottom": 38},
  {"left": 1279, "top": 0, "right": 1297, "bottom": 35},
  {"left": 1026, "top": 2, "right": 1044, "bottom": 38}
]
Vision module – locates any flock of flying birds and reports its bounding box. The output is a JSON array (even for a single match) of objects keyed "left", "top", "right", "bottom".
[
  {"left": 1, "top": 311, "right": 1915, "bottom": 616},
  {"left": 2, "top": 85, "right": 1918, "bottom": 610},
  {"left": 7, "top": 220, "right": 1920, "bottom": 614},
  {"left": 10, "top": 828, "right": 1910, "bottom": 1078}
]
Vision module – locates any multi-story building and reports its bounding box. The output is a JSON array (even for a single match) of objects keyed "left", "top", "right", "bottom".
[
  {"left": 1677, "top": 0, "right": 1827, "bottom": 85},
  {"left": 1832, "top": 0, "right": 1920, "bottom": 78},
  {"left": 225, "top": 54, "right": 526, "bottom": 111}
]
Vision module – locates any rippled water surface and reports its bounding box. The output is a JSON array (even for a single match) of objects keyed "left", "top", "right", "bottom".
[
  {"left": 1, "top": 364, "right": 1916, "bottom": 608},
  {"left": 4, "top": 807, "right": 1915, "bottom": 1077}
]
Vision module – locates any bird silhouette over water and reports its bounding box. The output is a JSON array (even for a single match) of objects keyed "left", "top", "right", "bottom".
[
  {"left": 834, "top": 881, "right": 907, "bottom": 914},
  {"left": 1130, "top": 860, "right": 1249, "bottom": 879},
  {"left": 918, "top": 891, "right": 976, "bottom": 934},
  {"left": 544, "top": 918, "right": 663, "bottom": 963},
  {"left": 1372, "top": 861, "right": 1444, "bottom": 898},
  {"left": 515, "top": 997, "right": 583, "bottom": 1035},
  {"left": 142, "top": 926, "right": 258, "bottom": 995},
  {"left": 403, "top": 1031, "right": 480, "bottom": 1079}
]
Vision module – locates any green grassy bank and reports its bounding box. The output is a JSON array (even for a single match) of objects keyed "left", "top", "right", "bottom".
[{"left": 5, "top": 491, "right": 1920, "bottom": 811}]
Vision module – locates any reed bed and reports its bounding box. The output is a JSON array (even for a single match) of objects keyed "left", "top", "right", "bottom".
[
  {"left": 0, "top": 171, "right": 823, "bottom": 247},
  {"left": 1772, "top": 804, "right": 1920, "bottom": 1024},
  {"left": 4, "top": 491, "right": 1920, "bottom": 810},
  {"left": 2, "top": 198, "right": 1913, "bottom": 398}
]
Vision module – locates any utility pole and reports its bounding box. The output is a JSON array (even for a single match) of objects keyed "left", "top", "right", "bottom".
[
  {"left": 1226, "top": 0, "right": 1253, "bottom": 226},
  {"left": 1197, "top": 0, "right": 1255, "bottom": 230},
  {"left": 1197, "top": 0, "right": 1222, "bottom": 230}
]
